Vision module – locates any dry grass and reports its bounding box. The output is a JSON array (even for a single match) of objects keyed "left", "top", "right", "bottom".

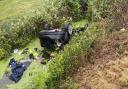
[
  {"left": 73, "top": 30, "right": 128, "bottom": 89},
  {"left": 106, "top": 0, "right": 128, "bottom": 32}
]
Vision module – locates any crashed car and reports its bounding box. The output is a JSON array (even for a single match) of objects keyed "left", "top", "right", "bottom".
[
  {"left": 8, "top": 58, "right": 26, "bottom": 83},
  {"left": 39, "top": 23, "right": 73, "bottom": 50}
]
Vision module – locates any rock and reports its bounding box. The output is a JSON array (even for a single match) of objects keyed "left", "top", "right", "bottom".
[{"left": 120, "top": 28, "right": 126, "bottom": 32}]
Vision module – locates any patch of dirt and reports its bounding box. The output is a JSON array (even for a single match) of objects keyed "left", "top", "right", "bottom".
[{"left": 73, "top": 31, "right": 128, "bottom": 89}]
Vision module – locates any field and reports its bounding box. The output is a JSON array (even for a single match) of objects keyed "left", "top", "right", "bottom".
[{"left": 0, "top": 0, "right": 58, "bottom": 20}]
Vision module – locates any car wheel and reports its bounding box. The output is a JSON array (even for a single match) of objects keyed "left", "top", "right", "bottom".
[{"left": 63, "top": 23, "right": 73, "bottom": 35}]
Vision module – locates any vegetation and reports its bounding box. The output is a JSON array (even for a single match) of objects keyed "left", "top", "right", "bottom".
[
  {"left": 0, "top": 0, "right": 104, "bottom": 88},
  {"left": 64, "top": 0, "right": 128, "bottom": 88},
  {"left": 0, "top": 0, "right": 127, "bottom": 89},
  {"left": 72, "top": 30, "right": 128, "bottom": 89},
  {"left": 0, "top": 38, "right": 41, "bottom": 79},
  {"left": 0, "top": 0, "right": 62, "bottom": 59},
  {"left": 0, "top": 0, "right": 88, "bottom": 60},
  {"left": 8, "top": 21, "right": 102, "bottom": 89}
]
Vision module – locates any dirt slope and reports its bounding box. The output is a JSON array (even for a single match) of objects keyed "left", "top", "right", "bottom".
[{"left": 73, "top": 30, "right": 128, "bottom": 89}]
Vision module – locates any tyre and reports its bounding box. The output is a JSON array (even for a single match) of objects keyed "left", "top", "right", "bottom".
[{"left": 63, "top": 23, "right": 73, "bottom": 35}]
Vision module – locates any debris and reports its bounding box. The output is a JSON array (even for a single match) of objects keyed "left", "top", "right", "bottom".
[
  {"left": 39, "top": 23, "right": 73, "bottom": 50},
  {"left": 7, "top": 59, "right": 27, "bottom": 83},
  {"left": 120, "top": 28, "right": 126, "bottom": 32},
  {"left": 34, "top": 48, "right": 38, "bottom": 51},
  {"left": 41, "top": 60, "right": 47, "bottom": 65},
  {"left": 13, "top": 49, "right": 18, "bottom": 54},
  {"left": 21, "top": 48, "right": 29, "bottom": 54},
  {"left": 29, "top": 53, "right": 35, "bottom": 60}
]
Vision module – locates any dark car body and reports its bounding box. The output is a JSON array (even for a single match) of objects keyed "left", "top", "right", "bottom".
[{"left": 39, "top": 23, "right": 73, "bottom": 50}]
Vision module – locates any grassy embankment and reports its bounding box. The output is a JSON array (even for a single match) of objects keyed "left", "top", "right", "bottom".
[
  {"left": 0, "top": 0, "right": 46, "bottom": 78},
  {"left": 73, "top": 31, "right": 128, "bottom": 89},
  {"left": 0, "top": 20, "right": 87, "bottom": 88},
  {"left": 0, "top": 0, "right": 104, "bottom": 89},
  {"left": 0, "top": 0, "right": 63, "bottom": 59},
  {"left": 0, "top": 0, "right": 63, "bottom": 87},
  {"left": 65, "top": 0, "right": 128, "bottom": 89},
  {"left": 8, "top": 22, "right": 102, "bottom": 89}
]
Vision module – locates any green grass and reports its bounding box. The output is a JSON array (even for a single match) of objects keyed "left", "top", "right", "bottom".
[
  {"left": 8, "top": 60, "right": 45, "bottom": 89},
  {"left": 0, "top": 0, "right": 63, "bottom": 60},
  {"left": 0, "top": 20, "right": 87, "bottom": 88},
  {"left": 30, "top": 22, "right": 101, "bottom": 89},
  {"left": 0, "top": 0, "right": 58, "bottom": 80},
  {"left": 0, "top": 0, "right": 47, "bottom": 20},
  {"left": 0, "top": 0, "right": 96, "bottom": 88},
  {"left": 73, "top": 19, "right": 88, "bottom": 28},
  {"left": 0, "top": 38, "right": 41, "bottom": 79}
]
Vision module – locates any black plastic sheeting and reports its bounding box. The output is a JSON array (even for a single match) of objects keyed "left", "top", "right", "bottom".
[
  {"left": 39, "top": 30, "right": 70, "bottom": 50},
  {"left": 0, "top": 60, "right": 31, "bottom": 88}
]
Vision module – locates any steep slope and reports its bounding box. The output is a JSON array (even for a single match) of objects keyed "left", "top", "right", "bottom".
[{"left": 73, "top": 30, "right": 128, "bottom": 89}]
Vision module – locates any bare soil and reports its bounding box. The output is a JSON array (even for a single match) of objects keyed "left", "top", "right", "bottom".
[{"left": 73, "top": 31, "right": 128, "bottom": 89}]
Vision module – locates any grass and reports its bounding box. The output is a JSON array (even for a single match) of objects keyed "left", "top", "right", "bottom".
[
  {"left": 0, "top": 0, "right": 52, "bottom": 81},
  {"left": 73, "top": 19, "right": 88, "bottom": 28},
  {"left": 35, "top": 22, "right": 100, "bottom": 89},
  {"left": 72, "top": 30, "right": 128, "bottom": 89},
  {"left": 0, "top": 0, "right": 46, "bottom": 20},
  {"left": 0, "top": 20, "right": 88, "bottom": 88},
  {"left": 0, "top": 0, "right": 92, "bottom": 88},
  {"left": 8, "top": 60, "right": 45, "bottom": 89},
  {"left": 0, "top": 0, "right": 63, "bottom": 60},
  {"left": 0, "top": 38, "right": 41, "bottom": 79}
]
